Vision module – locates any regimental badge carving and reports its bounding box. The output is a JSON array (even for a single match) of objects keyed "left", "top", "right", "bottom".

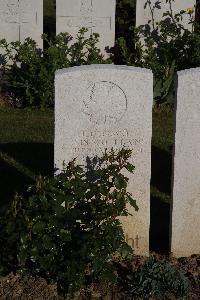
[
  {"left": 82, "top": 81, "right": 128, "bottom": 125},
  {"left": 0, "top": 0, "right": 32, "bottom": 24},
  {"left": 80, "top": 0, "right": 93, "bottom": 15},
  {"left": 61, "top": 0, "right": 110, "bottom": 31}
]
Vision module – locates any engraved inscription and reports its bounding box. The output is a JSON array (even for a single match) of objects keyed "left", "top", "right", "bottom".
[
  {"left": 82, "top": 81, "right": 127, "bottom": 125},
  {"left": 60, "top": 0, "right": 111, "bottom": 32},
  {"left": 0, "top": 0, "right": 34, "bottom": 42},
  {"left": 80, "top": 0, "right": 93, "bottom": 15},
  {"left": 0, "top": 0, "right": 32, "bottom": 24},
  {"left": 125, "top": 234, "right": 141, "bottom": 249},
  {"left": 70, "top": 129, "right": 143, "bottom": 160}
]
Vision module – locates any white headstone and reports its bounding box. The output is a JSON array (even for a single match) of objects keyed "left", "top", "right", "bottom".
[
  {"left": 55, "top": 65, "right": 153, "bottom": 256},
  {"left": 171, "top": 68, "right": 200, "bottom": 257},
  {"left": 0, "top": 0, "right": 43, "bottom": 48},
  {"left": 136, "top": 0, "right": 195, "bottom": 31},
  {"left": 56, "top": 0, "right": 116, "bottom": 56}
]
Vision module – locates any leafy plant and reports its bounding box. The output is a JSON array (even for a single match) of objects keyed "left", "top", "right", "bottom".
[
  {"left": 0, "top": 148, "right": 138, "bottom": 297},
  {"left": 125, "top": 257, "right": 189, "bottom": 298},
  {"left": 115, "top": 0, "right": 200, "bottom": 105},
  {"left": 0, "top": 28, "right": 108, "bottom": 108}
]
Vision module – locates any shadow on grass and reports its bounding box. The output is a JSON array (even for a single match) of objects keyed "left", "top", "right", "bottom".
[
  {"left": 150, "top": 196, "right": 170, "bottom": 254},
  {"left": 0, "top": 143, "right": 54, "bottom": 213},
  {"left": 44, "top": 16, "right": 56, "bottom": 41},
  {"left": 151, "top": 145, "right": 172, "bottom": 195},
  {"left": 150, "top": 145, "right": 172, "bottom": 253},
  {"left": 0, "top": 158, "right": 33, "bottom": 213},
  {"left": 0, "top": 142, "right": 172, "bottom": 253},
  {"left": 0, "top": 143, "right": 54, "bottom": 176}
]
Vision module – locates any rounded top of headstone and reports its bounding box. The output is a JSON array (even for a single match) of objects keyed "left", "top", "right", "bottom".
[
  {"left": 178, "top": 67, "right": 200, "bottom": 77},
  {"left": 55, "top": 64, "right": 153, "bottom": 76}
]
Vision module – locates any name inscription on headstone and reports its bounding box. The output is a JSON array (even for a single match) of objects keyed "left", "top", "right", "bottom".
[{"left": 71, "top": 129, "right": 143, "bottom": 160}]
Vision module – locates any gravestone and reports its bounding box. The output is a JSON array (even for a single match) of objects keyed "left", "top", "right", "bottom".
[
  {"left": 136, "top": 0, "right": 196, "bottom": 31},
  {"left": 0, "top": 0, "right": 43, "bottom": 48},
  {"left": 55, "top": 65, "right": 153, "bottom": 256},
  {"left": 56, "top": 0, "right": 116, "bottom": 56},
  {"left": 171, "top": 68, "right": 200, "bottom": 257}
]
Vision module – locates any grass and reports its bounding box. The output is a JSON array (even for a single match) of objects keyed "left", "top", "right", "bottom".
[
  {"left": 0, "top": 106, "right": 174, "bottom": 253},
  {"left": 44, "top": 0, "right": 55, "bottom": 17}
]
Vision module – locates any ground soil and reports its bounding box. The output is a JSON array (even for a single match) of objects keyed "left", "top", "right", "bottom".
[{"left": 0, "top": 254, "right": 199, "bottom": 300}]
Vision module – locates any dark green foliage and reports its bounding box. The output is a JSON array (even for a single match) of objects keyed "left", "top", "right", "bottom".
[
  {"left": 0, "top": 148, "right": 137, "bottom": 296},
  {"left": 115, "top": 0, "right": 200, "bottom": 104},
  {"left": 0, "top": 28, "right": 107, "bottom": 108},
  {"left": 115, "top": 0, "right": 136, "bottom": 40},
  {"left": 125, "top": 257, "right": 189, "bottom": 298},
  {"left": 44, "top": 0, "right": 56, "bottom": 39},
  {"left": 112, "top": 0, "right": 137, "bottom": 64}
]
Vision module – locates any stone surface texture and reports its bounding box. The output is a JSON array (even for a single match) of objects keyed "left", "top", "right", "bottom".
[
  {"left": 55, "top": 65, "right": 153, "bottom": 256},
  {"left": 136, "top": 0, "right": 195, "bottom": 31},
  {"left": 0, "top": 0, "right": 43, "bottom": 48},
  {"left": 171, "top": 68, "right": 200, "bottom": 257},
  {"left": 56, "top": 0, "right": 116, "bottom": 56}
]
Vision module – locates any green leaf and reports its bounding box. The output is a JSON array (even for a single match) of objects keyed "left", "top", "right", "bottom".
[
  {"left": 125, "top": 163, "right": 135, "bottom": 173},
  {"left": 60, "top": 229, "right": 71, "bottom": 241},
  {"left": 127, "top": 195, "right": 139, "bottom": 211},
  {"left": 114, "top": 175, "right": 127, "bottom": 189},
  {"left": 32, "top": 221, "right": 46, "bottom": 233}
]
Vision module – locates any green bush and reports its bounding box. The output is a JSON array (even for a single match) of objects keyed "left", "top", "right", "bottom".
[
  {"left": 0, "top": 148, "right": 138, "bottom": 296},
  {"left": 0, "top": 28, "right": 108, "bottom": 108},
  {"left": 125, "top": 257, "right": 189, "bottom": 298},
  {"left": 115, "top": 0, "right": 200, "bottom": 104}
]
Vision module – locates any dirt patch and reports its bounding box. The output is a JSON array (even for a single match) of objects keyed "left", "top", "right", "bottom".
[{"left": 0, "top": 254, "right": 199, "bottom": 300}]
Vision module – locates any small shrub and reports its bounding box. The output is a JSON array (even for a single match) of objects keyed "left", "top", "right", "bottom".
[
  {"left": 0, "top": 148, "right": 138, "bottom": 297},
  {"left": 0, "top": 28, "right": 108, "bottom": 108},
  {"left": 125, "top": 257, "right": 189, "bottom": 298},
  {"left": 115, "top": 0, "right": 200, "bottom": 105}
]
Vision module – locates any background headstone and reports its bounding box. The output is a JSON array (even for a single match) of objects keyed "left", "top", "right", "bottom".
[
  {"left": 171, "top": 68, "right": 200, "bottom": 257},
  {"left": 0, "top": 0, "right": 43, "bottom": 48},
  {"left": 55, "top": 65, "right": 153, "bottom": 256},
  {"left": 136, "top": 0, "right": 196, "bottom": 31},
  {"left": 56, "top": 0, "right": 116, "bottom": 56}
]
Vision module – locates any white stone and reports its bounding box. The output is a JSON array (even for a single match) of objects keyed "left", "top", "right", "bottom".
[
  {"left": 0, "top": 0, "right": 43, "bottom": 48},
  {"left": 55, "top": 65, "right": 153, "bottom": 256},
  {"left": 56, "top": 0, "right": 116, "bottom": 57},
  {"left": 171, "top": 68, "right": 200, "bottom": 257},
  {"left": 136, "top": 0, "right": 195, "bottom": 31}
]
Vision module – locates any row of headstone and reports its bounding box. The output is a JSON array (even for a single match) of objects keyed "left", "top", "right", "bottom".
[
  {"left": 0, "top": 0, "right": 116, "bottom": 55},
  {"left": 55, "top": 65, "right": 200, "bottom": 257},
  {"left": 0, "top": 0, "right": 196, "bottom": 54}
]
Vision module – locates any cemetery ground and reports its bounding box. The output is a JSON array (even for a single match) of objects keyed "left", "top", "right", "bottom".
[{"left": 0, "top": 105, "right": 199, "bottom": 299}]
